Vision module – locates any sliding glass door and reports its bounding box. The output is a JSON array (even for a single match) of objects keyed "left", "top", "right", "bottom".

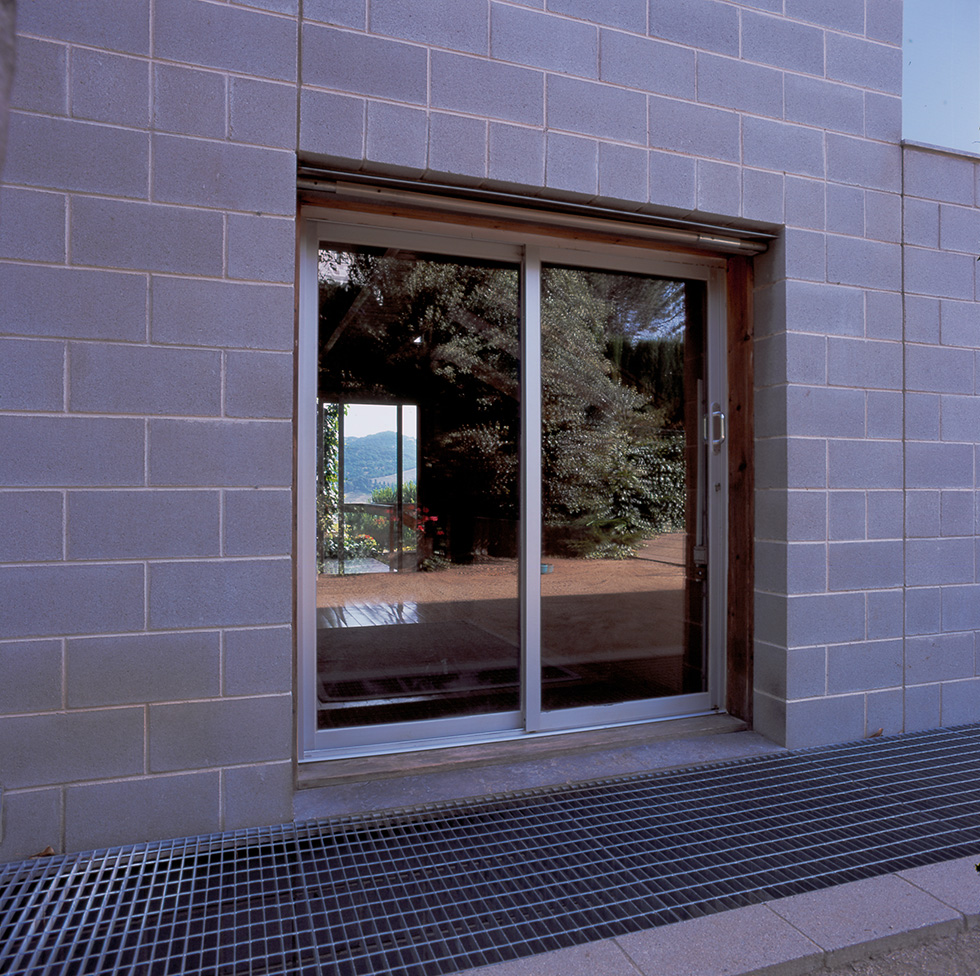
[{"left": 298, "top": 216, "right": 727, "bottom": 756}]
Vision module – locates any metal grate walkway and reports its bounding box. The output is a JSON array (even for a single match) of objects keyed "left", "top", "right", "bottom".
[{"left": 3, "top": 724, "right": 980, "bottom": 976}]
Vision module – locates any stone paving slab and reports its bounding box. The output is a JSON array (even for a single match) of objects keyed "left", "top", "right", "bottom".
[{"left": 458, "top": 855, "right": 980, "bottom": 976}]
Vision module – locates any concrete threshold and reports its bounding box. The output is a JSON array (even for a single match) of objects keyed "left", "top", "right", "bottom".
[
  {"left": 294, "top": 713, "right": 782, "bottom": 821},
  {"left": 454, "top": 855, "right": 980, "bottom": 976}
]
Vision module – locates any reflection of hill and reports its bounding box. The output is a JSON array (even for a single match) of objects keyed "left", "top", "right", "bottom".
[{"left": 343, "top": 431, "right": 417, "bottom": 495}]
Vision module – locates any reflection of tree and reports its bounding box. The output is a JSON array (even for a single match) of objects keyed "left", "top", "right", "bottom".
[
  {"left": 317, "top": 249, "right": 688, "bottom": 564},
  {"left": 541, "top": 267, "right": 687, "bottom": 557}
]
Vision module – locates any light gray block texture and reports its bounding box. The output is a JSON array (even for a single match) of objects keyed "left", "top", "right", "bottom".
[
  {"left": 906, "top": 538, "right": 974, "bottom": 585},
  {"left": 0, "top": 641, "right": 63, "bottom": 715},
  {"left": 372, "top": 0, "right": 487, "bottom": 56},
  {"left": 826, "top": 183, "right": 864, "bottom": 237},
  {"left": 71, "top": 198, "right": 223, "bottom": 276},
  {"left": 227, "top": 216, "right": 296, "bottom": 283},
  {"left": 66, "top": 773, "right": 220, "bottom": 851},
  {"left": 696, "top": 160, "right": 740, "bottom": 218},
  {"left": 225, "top": 351, "right": 293, "bottom": 418},
  {"left": 550, "top": 0, "right": 643, "bottom": 32},
  {"left": 0, "top": 563, "right": 145, "bottom": 639},
  {"left": 906, "top": 442, "right": 974, "bottom": 489},
  {"left": 2, "top": 265, "right": 147, "bottom": 341},
  {"left": 303, "top": 25, "right": 426, "bottom": 103},
  {"left": 224, "top": 627, "right": 292, "bottom": 696},
  {"left": 69, "top": 342, "right": 220, "bottom": 416},
  {"left": 743, "top": 116, "right": 824, "bottom": 180},
  {"left": 365, "top": 101, "right": 428, "bottom": 174},
  {"left": 647, "top": 0, "right": 739, "bottom": 57},
  {"left": 304, "top": 0, "right": 365, "bottom": 28},
  {"left": 826, "top": 639, "right": 902, "bottom": 693},
  {"left": 224, "top": 490, "right": 292, "bottom": 556},
  {"left": 466, "top": 938, "right": 641, "bottom": 976},
  {"left": 942, "top": 585, "right": 980, "bottom": 632},
  {"left": 545, "top": 133, "right": 597, "bottom": 196},
  {"left": 223, "top": 762, "right": 294, "bottom": 829},
  {"left": 785, "top": 76, "right": 864, "bottom": 137},
  {"left": 0, "top": 708, "right": 144, "bottom": 788},
  {"left": 428, "top": 113, "right": 487, "bottom": 181},
  {"left": 619, "top": 903, "right": 822, "bottom": 976},
  {"left": 767, "top": 873, "right": 961, "bottom": 965},
  {"left": 229, "top": 79, "right": 297, "bottom": 149},
  {"left": 828, "top": 541, "right": 902, "bottom": 590},
  {"left": 906, "top": 634, "right": 974, "bottom": 684},
  {"left": 648, "top": 150, "right": 695, "bottom": 210},
  {"left": 596, "top": 142, "right": 645, "bottom": 205},
  {"left": 865, "top": 290, "right": 903, "bottom": 341},
  {"left": 0, "top": 187, "right": 66, "bottom": 263},
  {"left": 785, "top": 0, "right": 863, "bottom": 32},
  {"left": 865, "top": 92, "right": 902, "bottom": 145},
  {"left": 742, "top": 168, "right": 784, "bottom": 223},
  {"left": 488, "top": 124, "right": 545, "bottom": 188},
  {"left": 6, "top": 114, "right": 148, "bottom": 198},
  {"left": 71, "top": 49, "right": 149, "bottom": 128},
  {"left": 149, "top": 695, "right": 291, "bottom": 772},
  {"left": 826, "top": 237, "right": 900, "bottom": 291},
  {"left": 151, "top": 277, "right": 293, "bottom": 350},
  {"left": 0, "top": 338, "right": 64, "bottom": 411},
  {"left": 148, "top": 420, "right": 290, "bottom": 487},
  {"left": 866, "top": 391, "right": 903, "bottom": 440},
  {"left": 155, "top": 0, "right": 297, "bottom": 81},
  {"left": 67, "top": 632, "right": 221, "bottom": 707},
  {"left": 904, "top": 247, "right": 975, "bottom": 300},
  {"left": 696, "top": 54, "right": 782, "bottom": 118},
  {"left": 0, "top": 788, "right": 63, "bottom": 862},
  {"left": 866, "top": 588, "right": 903, "bottom": 639},
  {"left": 18, "top": 0, "right": 149, "bottom": 53},
  {"left": 940, "top": 300, "right": 980, "bottom": 347},
  {"left": 784, "top": 693, "right": 865, "bottom": 748},
  {"left": 599, "top": 30, "right": 693, "bottom": 98},
  {"left": 10, "top": 37, "right": 68, "bottom": 115},
  {"left": 905, "top": 681, "right": 941, "bottom": 731},
  {"left": 153, "top": 64, "right": 226, "bottom": 139},
  {"left": 152, "top": 135, "right": 294, "bottom": 215},
  {"left": 785, "top": 177, "right": 825, "bottom": 230},
  {"left": 1, "top": 416, "right": 143, "bottom": 486},
  {"left": 904, "top": 149, "right": 975, "bottom": 205},
  {"left": 67, "top": 490, "right": 220, "bottom": 559},
  {"left": 827, "top": 338, "right": 903, "bottom": 390},
  {"left": 828, "top": 440, "right": 902, "bottom": 489},
  {"left": 0, "top": 492, "right": 62, "bottom": 562},
  {"left": 550, "top": 76, "right": 645, "bottom": 145},
  {"left": 905, "top": 586, "right": 941, "bottom": 635},
  {"left": 148, "top": 558, "right": 291, "bottom": 628},
  {"left": 865, "top": 688, "right": 903, "bottom": 734},
  {"left": 827, "top": 34, "right": 901, "bottom": 95},
  {"left": 299, "top": 88, "right": 365, "bottom": 162},
  {"left": 493, "top": 4, "right": 597, "bottom": 77},
  {"left": 741, "top": 10, "right": 824, "bottom": 74},
  {"left": 942, "top": 395, "right": 980, "bottom": 443},
  {"left": 649, "top": 96, "right": 739, "bottom": 163}
]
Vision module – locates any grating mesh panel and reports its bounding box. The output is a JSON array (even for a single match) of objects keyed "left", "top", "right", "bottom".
[{"left": 3, "top": 724, "right": 980, "bottom": 975}]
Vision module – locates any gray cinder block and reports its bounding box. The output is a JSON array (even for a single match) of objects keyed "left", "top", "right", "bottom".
[
  {"left": 67, "top": 631, "right": 221, "bottom": 707},
  {"left": 153, "top": 64, "right": 226, "bottom": 138},
  {"left": 493, "top": 4, "right": 597, "bottom": 77},
  {"left": 67, "top": 490, "right": 220, "bottom": 560},
  {"left": 599, "top": 29, "right": 692, "bottom": 97}
]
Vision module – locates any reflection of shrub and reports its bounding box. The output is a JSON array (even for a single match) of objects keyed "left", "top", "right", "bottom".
[
  {"left": 571, "top": 433, "right": 685, "bottom": 560},
  {"left": 323, "top": 533, "right": 382, "bottom": 560}
]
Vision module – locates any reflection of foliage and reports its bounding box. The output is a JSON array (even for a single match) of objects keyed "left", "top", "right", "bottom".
[
  {"left": 371, "top": 482, "right": 417, "bottom": 505},
  {"left": 317, "top": 248, "right": 690, "bottom": 564},
  {"left": 541, "top": 267, "right": 687, "bottom": 558},
  {"left": 316, "top": 403, "right": 340, "bottom": 573}
]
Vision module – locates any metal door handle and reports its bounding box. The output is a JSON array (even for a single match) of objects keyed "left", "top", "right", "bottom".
[{"left": 710, "top": 403, "right": 726, "bottom": 454}]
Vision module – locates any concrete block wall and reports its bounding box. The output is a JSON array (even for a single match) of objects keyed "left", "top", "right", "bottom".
[
  {"left": 0, "top": 0, "right": 297, "bottom": 860},
  {"left": 3, "top": 0, "right": 980, "bottom": 854}
]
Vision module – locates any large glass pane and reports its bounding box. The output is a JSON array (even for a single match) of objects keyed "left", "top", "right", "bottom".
[
  {"left": 540, "top": 265, "right": 707, "bottom": 710},
  {"left": 315, "top": 246, "right": 521, "bottom": 730}
]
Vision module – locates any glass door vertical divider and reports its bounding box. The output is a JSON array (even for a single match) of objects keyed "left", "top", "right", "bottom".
[
  {"left": 297, "top": 222, "right": 319, "bottom": 757},
  {"left": 520, "top": 246, "right": 543, "bottom": 732}
]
